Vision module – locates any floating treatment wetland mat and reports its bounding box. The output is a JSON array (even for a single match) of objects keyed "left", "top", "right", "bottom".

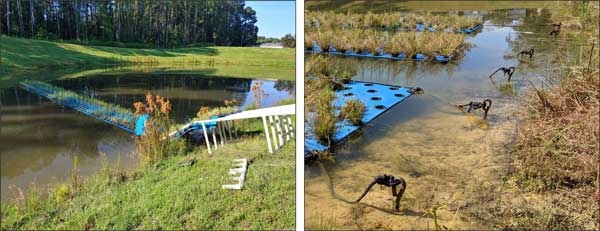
[
  {"left": 19, "top": 81, "right": 137, "bottom": 133},
  {"left": 305, "top": 81, "right": 412, "bottom": 156}
]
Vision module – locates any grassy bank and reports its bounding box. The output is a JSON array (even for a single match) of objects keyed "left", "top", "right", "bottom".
[
  {"left": 0, "top": 136, "right": 295, "bottom": 230},
  {"left": 0, "top": 36, "right": 295, "bottom": 86}
]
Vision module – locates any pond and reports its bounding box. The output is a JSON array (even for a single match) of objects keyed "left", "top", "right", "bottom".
[
  {"left": 0, "top": 73, "right": 294, "bottom": 201},
  {"left": 304, "top": 8, "right": 591, "bottom": 229}
]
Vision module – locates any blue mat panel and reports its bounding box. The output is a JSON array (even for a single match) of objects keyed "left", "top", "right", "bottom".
[
  {"left": 20, "top": 81, "right": 136, "bottom": 133},
  {"left": 305, "top": 81, "right": 412, "bottom": 155}
]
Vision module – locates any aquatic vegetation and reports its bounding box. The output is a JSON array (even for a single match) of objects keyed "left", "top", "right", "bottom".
[
  {"left": 305, "top": 11, "right": 482, "bottom": 31},
  {"left": 340, "top": 99, "right": 366, "bottom": 125},
  {"left": 311, "top": 85, "right": 337, "bottom": 145},
  {"left": 306, "top": 28, "right": 468, "bottom": 57},
  {"left": 20, "top": 80, "right": 137, "bottom": 130},
  {"left": 196, "top": 106, "right": 239, "bottom": 120}
]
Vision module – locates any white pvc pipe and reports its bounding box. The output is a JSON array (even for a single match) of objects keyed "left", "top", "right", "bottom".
[
  {"left": 283, "top": 115, "right": 291, "bottom": 141},
  {"left": 212, "top": 129, "right": 218, "bottom": 150},
  {"left": 201, "top": 122, "right": 211, "bottom": 154},
  {"left": 217, "top": 122, "right": 224, "bottom": 147},
  {"left": 275, "top": 115, "right": 285, "bottom": 146},
  {"left": 288, "top": 116, "right": 295, "bottom": 139},
  {"left": 262, "top": 116, "right": 274, "bottom": 154},
  {"left": 268, "top": 116, "right": 279, "bottom": 149}
]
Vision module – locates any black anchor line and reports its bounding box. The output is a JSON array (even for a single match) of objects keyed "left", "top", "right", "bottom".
[
  {"left": 517, "top": 48, "right": 535, "bottom": 59},
  {"left": 489, "top": 67, "right": 516, "bottom": 82},
  {"left": 354, "top": 174, "right": 407, "bottom": 212},
  {"left": 456, "top": 99, "right": 492, "bottom": 120}
]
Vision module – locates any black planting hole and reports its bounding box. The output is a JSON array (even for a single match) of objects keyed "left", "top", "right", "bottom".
[
  {"left": 371, "top": 97, "right": 382, "bottom": 101},
  {"left": 367, "top": 89, "right": 377, "bottom": 93},
  {"left": 394, "top": 93, "right": 405, "bottom": 97},
  {"left": 364, "top": 83, "right": 374, "bottom": 86},
  {"left": 389, "top": 87, "right": 399, "bottom": 90},
  {"left": 375, "top": 105, "right": 386, "bottom": 110},
  {"left": 344, "top": 93, "right": 354, "bottom": 97}
]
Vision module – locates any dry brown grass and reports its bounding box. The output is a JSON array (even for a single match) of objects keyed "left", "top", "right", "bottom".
[
  {"left": 504, "top": 40, "right": 599, "bottom": 228},
  {"left": 513, "top": 69, "right": 599, "bottom": 192}
]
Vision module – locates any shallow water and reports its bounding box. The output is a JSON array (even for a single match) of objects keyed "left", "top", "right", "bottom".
[
  {"left": 0, "top": 73, "right": 294, "bottom": 201},
  {"left": 304, "top": 8, "right": 590, "bottom": 229}
]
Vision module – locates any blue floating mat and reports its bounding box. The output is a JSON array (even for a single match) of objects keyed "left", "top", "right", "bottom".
[
  {"left": 305, "top": 81, "right": 412, "bottom": 155},
  {"left": 19, "top": 81, "right": 137, "bottom": 133}
]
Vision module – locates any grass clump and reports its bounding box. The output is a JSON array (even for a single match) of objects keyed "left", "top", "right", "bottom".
[
  {"left": 340, "top": 99, "right": 366, "bottom": 125},
  {"left": 195, "top": 100, "right": 240, "bottom": 121},
  {"left": 311, "top": 84, "right": 337, "bottom": 146},
  {"left": 134, "top": 93, "right": 186, "bottom": 164}
]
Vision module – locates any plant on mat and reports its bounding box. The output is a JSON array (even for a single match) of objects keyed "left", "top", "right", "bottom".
[{"left": 340, "top": 99, "right": 366, "bottom": 125}]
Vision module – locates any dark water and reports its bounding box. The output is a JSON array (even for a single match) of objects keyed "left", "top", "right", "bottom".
[
  {"left": 304, "top": 8, "right": 594, "bottom": 229},
  {"left": 0, "top": 73, "right": 294, "bottom": 200}
]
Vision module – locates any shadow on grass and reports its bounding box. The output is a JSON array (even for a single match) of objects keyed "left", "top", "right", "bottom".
[
  {"left": 91, "top": 46, "right": 219, "bottom": 57},
  {"left": 0, "top": 36, "right": 219, "bottom": 74}
]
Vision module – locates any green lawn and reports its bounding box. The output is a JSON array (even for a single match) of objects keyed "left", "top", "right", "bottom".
[
  {"left": 0, "top": 36, "right": 295, "bottom": 87},
  {"left": 0, "top": 136, "right": 296, "bottom": 230}
]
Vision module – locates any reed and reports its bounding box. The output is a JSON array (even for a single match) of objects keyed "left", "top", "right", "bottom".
[
  {"left": 305, "top": 35, "right": 314, "bottom": 50},
  {"left": 305, "top": 11, "right": 481, "bottom": 31},
  {"left": 340, "top": 99, "right": 366, "bottom": 125},
  {"left": 315, "top": 30, "right": 334, "bottom": 52},
  {"left": 307, "top": 28, "right": 468, "bottom": 58},
  {"left": 311, "top": 84, "right": 337, "bottom": 145}
]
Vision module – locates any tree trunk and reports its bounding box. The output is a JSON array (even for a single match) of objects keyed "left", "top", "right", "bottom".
[
  {"left": 193, "top": 5, "right": 197, "bottom": 42},
  {"left": 115, "top": 0, "right": 120, "bottom": 41},
  {"left": 16, "top": 0, "right": 23, "bottom": 36},
  {"left": 6, "top": 0, "right": 10, "bottom": 35},
  {"left": 74, "top": 0, "right": 79, "bottom": 41},
  {"left": 56, "top": 6, "right": 60, "bottom": 39},
  {"left": 29, "top": 0, "right": 34, "bottom": 37}
]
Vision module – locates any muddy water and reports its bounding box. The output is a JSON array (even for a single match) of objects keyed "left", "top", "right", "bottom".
[
  {"left": 304, "top": 9, "right": 586, "bottom": 229},
  {"left": 0, "top": 74, "right": 294, "bottom": 201}
]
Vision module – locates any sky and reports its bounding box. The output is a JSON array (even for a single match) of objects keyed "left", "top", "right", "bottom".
[{"left": 245, "top": 1, "right": 296, "bottom": 39}]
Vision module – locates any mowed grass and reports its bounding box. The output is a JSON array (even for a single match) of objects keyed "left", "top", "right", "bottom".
[
  {"left": 0, "top": 36, "right": 295, "bottom": 86},
  {"left": 0, "top": 136, "right": 296, "bottom": 230}
]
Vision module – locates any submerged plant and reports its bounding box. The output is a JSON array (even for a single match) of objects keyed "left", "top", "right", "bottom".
[{"left": 340, "top": 99, "right": 366, "bottom": 125}]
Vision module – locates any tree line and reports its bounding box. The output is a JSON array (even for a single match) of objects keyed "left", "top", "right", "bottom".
[{"left": 0, "top": 0, "right": 259, "bottom": 47}]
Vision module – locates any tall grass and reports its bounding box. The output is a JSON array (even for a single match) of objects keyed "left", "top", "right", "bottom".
[
  {"left": 135, "top": 92, "right": 186, "bottom": 164},
  {"left": 305, "top": 11, "right": 482, "bottom": 30},
  {"left": 340, "top": 99, "right": 366, "bottom": 125},
  {"left": 195, "top": 99, "right": 240, "bottom": 121},
  {"left": 506, "top": 31, "right": 599, "bottom": 228},
  {"left": 307, "top": 28, "right": 467, "bottom": 57}
]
